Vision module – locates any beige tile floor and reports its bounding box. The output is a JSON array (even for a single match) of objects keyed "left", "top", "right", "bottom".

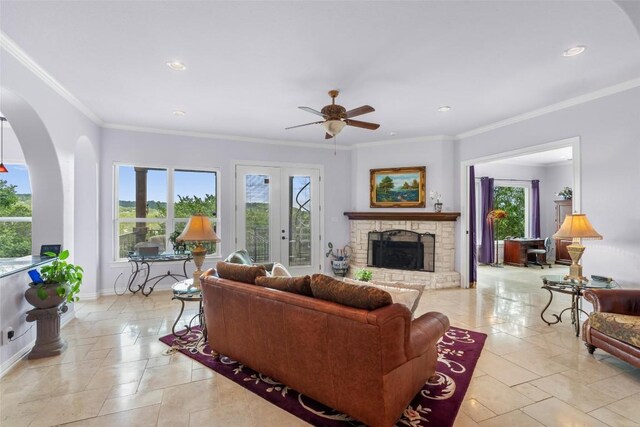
[{"left": 1, "top": 265, "right": 638, "bottom": 426}]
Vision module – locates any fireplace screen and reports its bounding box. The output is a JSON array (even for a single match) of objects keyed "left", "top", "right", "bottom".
[{"left": 367, "top": 229, "right": 435, "bottom": 272}]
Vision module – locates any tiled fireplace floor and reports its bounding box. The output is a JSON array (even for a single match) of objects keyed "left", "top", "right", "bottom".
[{"left": 1, "top": 265, "right": 638, "bottom": 426}]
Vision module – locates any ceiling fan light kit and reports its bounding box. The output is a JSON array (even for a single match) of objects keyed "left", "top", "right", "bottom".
[{"left": 286, "top": 90, "right": 380, "bottom": 140}]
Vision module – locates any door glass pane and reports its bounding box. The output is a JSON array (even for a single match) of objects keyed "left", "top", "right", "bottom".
[
  {"left": 245, "top": 175, "right": 270, "bottom": 262},
  {"left": 288, "top": 176, "right": 311, "bottom": 266}
]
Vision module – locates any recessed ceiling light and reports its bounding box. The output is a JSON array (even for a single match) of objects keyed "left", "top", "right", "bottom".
[
  {"left": 166, "top": 61, "right": 187, "bottom": 71},
  {"left": 437, "top": 106, "right": 452, "bottom": 112},
  {"left": 389, "top": 131, "right": 397, "bottom": 136},
  {"left": 173, "top": 110, "right": 186, "bottom": 116},
  {"left": 562, "top": 46, "right": 586, "bottom": 57}
]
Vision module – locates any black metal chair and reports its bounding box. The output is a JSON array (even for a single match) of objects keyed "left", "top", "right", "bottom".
[{"left": 527, "top": 237, "right": 552, "bottom": 269}]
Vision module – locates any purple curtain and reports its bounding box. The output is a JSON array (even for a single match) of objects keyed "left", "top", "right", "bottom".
[
  {"left": 478, "top": 177, "right": 494, "bottom": 264},
  {"left": 531, "top": 179, "right": 541, "bottom": 238},
  {"left": 469, "top": 166, "right": 477, "bottom": 286}
]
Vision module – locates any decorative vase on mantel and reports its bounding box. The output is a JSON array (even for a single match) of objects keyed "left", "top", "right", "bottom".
[{"left": 434, "top": 202, "right": 443, "bottom": 212}]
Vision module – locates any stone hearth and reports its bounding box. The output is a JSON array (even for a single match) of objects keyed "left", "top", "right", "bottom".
[{"left": 345, "top": 212, "right": 461, "bottom": 289}]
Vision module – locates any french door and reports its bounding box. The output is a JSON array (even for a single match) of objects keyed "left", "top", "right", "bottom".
[{"left": 235, "top": 165, "right": 321, "bottom": 276}]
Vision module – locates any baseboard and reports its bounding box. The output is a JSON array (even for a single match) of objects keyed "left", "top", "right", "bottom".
[
  {"left": 0, "top": 305, "right": 76, "bottom": 379},
  {"left": 0, "top": 341, "right": 35, "bottom": 378},
  {"left": 100, "top": 282, "right": 174, "bottom": 297}
]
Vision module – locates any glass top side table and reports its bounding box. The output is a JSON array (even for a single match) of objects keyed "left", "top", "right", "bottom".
[
  {"left": 170, "top": 279, "right": 204, "bottom": 338},
  {"left": 540, "top": 275, "right": 619, "bottom": 336}
]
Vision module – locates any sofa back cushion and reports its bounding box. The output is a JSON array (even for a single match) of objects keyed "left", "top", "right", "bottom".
[
  {"left": 216, "top": 261, "right": 266, "bottom": 284},
  {"left": 311, "top": 274, "right": 392, "bottom": 311},
  {"left": 255, "top": 275, "right": 312, "bottom": 296}
]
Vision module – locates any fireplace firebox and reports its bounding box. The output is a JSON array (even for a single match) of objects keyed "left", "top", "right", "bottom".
[{"left": 367, "top": 229, "right": 435, "bottom": 272}]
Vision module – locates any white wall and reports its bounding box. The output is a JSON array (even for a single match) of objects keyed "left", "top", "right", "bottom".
[
  {"left": 351, "top": 137, "right": 456, "bottom": 211},
  {"left": 99, "top": 128, "right": 352, "bottom": 294},
  {"left": 458, "top": 87, "right": 640, "bottom": 288}
]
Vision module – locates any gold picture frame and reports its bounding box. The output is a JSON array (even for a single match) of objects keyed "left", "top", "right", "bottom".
[{"left": 370, "top": 166, "right": 426, "bottom": 208}]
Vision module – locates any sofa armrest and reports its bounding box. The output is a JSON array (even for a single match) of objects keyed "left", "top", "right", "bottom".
[
  {"left": 583, "top": 289, "right": 640, "bottom": 316},
  {"left": 406, "top": 312, "right": 450, "bottom": 360}
]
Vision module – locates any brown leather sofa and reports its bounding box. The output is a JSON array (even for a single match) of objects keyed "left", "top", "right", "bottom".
[
  {"left": 201, "top": 273, "right": 449, "bottom": 427},
  {"left": 582, "top": 289, "right": 640, "bottom": 368}
]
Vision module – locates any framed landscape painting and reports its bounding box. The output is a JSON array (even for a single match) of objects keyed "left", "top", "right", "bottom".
[{"left": 370, "top": 166, "right": 426, "bottom": 208}]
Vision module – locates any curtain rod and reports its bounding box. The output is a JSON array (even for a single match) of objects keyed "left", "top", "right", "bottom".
[{"left": 475, "top": 178, "right": 537, "bottom": 183}]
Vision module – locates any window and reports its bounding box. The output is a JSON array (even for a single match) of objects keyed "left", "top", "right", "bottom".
[
  {"left": 0, "top": 164, "right": 33, "bottom": 258},
  {"left": 115, "top": 165, "right": 219, "bottom": 260},
  {"left": 493, "top": 185, "right": 528, "bottom": 240}
]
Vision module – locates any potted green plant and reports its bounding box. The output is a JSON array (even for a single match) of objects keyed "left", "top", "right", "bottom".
[
  {"left": 25, "top": 250, "right": 83, "bottom": 309},
  {"left": 354, "top": 268, "right": 373, "bottom": 282}
]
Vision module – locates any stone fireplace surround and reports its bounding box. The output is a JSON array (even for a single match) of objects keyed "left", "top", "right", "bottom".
[{"left": 344, "top": 212, "right": 461, "bottom": 289}]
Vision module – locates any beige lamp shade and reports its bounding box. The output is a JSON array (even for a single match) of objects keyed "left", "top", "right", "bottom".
[
  {"left": 176, "top": 214, "right": 220, "bottom": 242},
  {"left": 552, "top": 214, "right": 602, "bottom": 240},
  {"left": 321, "top": 119, "right": 346, "bottom": 136}
]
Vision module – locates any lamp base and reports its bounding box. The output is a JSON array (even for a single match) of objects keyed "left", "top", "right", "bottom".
[
  {"left": 191, "top": 244, "right": 208, "bottom": 289},
  {"left": 563, "top": 242, "right": 586, "bottom": 282}
]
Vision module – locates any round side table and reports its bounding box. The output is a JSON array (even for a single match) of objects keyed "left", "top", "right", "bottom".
[{"left": 171, "top": 279, "right": 204, "bottom": 337}]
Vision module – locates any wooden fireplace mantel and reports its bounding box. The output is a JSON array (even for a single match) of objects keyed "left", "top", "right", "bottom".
[{"left": 343, "top": 212, "right": 460, "bottom": 221}]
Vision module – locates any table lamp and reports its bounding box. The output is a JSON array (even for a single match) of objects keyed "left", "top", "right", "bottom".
[
  {"left": 176, "top": 214, "right": 220, "bottom": 287},
  {"left": 552, "top": 213, "right": 602, "bottom": 282}
]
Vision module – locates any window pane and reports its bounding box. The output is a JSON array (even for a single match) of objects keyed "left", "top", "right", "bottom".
[
  {"left": 0, "top": 164, "right": 32, "bottom": 257},
  {"left": 245, "top": 175, "right": 270, "bottom": 263},
  {"left": 288, "top": 176, "right": 311, "bottom": 266},
  {"left": 493, "top": 186, "right": 525, "bottom": 239},
  {"left": 0, "top": 222, "right": 32, "bottom": 258},
  {"left": 174, "top": 170, "right": 217, "bottom": 218},
  {"left": 118, "top": 221, "right": 166, "bottom": 258},
  {"left": 173, "top": 220, "right": 217, "bottom": 254},
  {"left": 118, "top": 165, "right": 167, "bottom": 219}
]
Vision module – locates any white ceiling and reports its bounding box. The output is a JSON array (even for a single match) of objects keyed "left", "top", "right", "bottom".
[
  {"left": 490, "top": 146, "right": 573, "bottom": 167},
  {"left": 1, "top": 1, "right": 639, "bottom": 145}
]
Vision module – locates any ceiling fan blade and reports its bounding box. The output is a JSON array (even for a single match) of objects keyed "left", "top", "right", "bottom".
[
  {"left": 325, "top": 132, "right": 333, "bottom": 139},
  {"left": 285, "top": 121, "right": 323, "bottom": 130},
  {"left": 345, "top": 105, "right": 375, "bottom": 118},
  {"left": 345, "top": 119, "right": 380, "bottom": 130},
  {"left": 298, "top": 106, "right": 327, "bottom": 118}
]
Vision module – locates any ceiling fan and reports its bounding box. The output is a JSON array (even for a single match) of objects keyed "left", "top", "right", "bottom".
[{"left": 286, "top": 90, "right": 380, "bottom": 139}]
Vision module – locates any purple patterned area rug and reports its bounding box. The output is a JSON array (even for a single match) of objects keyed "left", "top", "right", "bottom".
[{"left": 160, "top": 326, "right": 486, "bottom": 427}]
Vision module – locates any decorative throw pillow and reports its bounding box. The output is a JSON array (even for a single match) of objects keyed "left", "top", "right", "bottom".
[
  {"left": 224, "top": 249, "right": 253, "bottom": 265},
  {"left": 271, "top": 262, "right": 292, "bottom": 277},
  {"left": 310, "top": 274, "right": 392, "bottom": 311},
  {"left": 216, "top": 261, "right": 266, "bottom": 284},
  {"left": 344, "top": 278, "right": 423, "bottom": 316},
  {"left": 255, "top": 275, "right": 312, "bottom": 296}
]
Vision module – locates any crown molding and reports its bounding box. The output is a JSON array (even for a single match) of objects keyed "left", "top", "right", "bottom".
[
  {"left": 103, "top": 123, "right": 352, "bottom": 151},
  {"left": 353, "top": 134, "right": 456, "bottom": 148},
  {"left": 0, "top": 31, "right": 104, "bottom": 126},
  {"left": 456, "top": 77, "right": 640, "bottom": 140}
]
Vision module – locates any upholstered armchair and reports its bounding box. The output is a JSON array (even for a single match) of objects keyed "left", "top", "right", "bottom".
[{"left": 582, "top": 289, "right": 640, "bottom": 368}]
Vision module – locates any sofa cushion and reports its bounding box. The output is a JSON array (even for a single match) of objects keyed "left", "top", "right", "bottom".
[
  {"left": 216, "top": 261, "right": 266, "bottom": 284},
  {"left": 311, "top": 274, "right": 392, "bottom": 311},
  {"left": 343, "top": 278, "right": 423, "bottom": 316},
  {"left": 271, "top": 262, "right": 292, "bottom": 277},
  {"left": 589, "top": 312, "right": 640, "bottom": 348},
  {"left": 255, "top": 275, "right": 312, "bottom": 296},
  {"left": 224, "top": 249, "right": 254, "bottom": 265}
]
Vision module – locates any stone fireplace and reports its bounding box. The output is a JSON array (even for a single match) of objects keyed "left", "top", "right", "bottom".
[{"left": 345, "top": 212, "right": 460, "bottom": 289}]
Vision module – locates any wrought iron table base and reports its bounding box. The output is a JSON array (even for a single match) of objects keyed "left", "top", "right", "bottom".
[
  {"left": 540, "top": 286, "right": 589, "bottom": 337},
  {"left": 124, "top": 255, "right": 191, "bottom": 296}
]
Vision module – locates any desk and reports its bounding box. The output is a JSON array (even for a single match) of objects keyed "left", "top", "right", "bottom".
[
  {"left": 541, "top": 275, "right": 618, "bottom": 336},
  {"left": 125, "top": 252, "right": 192, "bottom": 296},
  {"left": 504, "top": 239, "right": 545, "bottom": 267}
]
